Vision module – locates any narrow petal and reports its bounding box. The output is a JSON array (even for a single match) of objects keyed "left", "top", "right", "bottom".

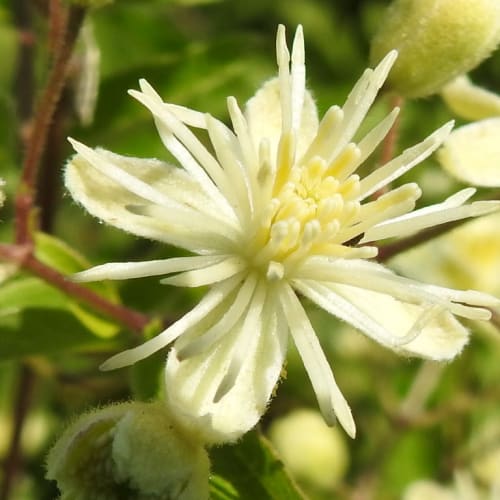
[
  {"left": 323, "top": 51, "right": 397, "bottom": 164},
  {"left": 65, "top": 147, "right": 236, "bottom": 253},
  {"left": 295, "top": 258, "right": 497, "bottom": 320},
  {"left": 160, "top": 257, "right": 247, "bottom": 287},
  {"left": 279, "top": 284, "right": 356, "bottom": 438},
  {"left": 358, "top": 121, "right": 453, "bottom": 200},
  {"left": 290, "top": 25, "right": 306, "bottom": 133},
  {"left": 213, "top": 280, "right": 267, "bottom": 402},
  {"left": 73, "top": 255, "right": 228, "bottom": 282},
  {"left": 69, "top": 139, "right": 174, "bottom": 208},
  {"left": 205, "top": 114, "right": 253, "bottom": 221},
  {"left": 177, "top": 273, "right": 259, "bottom": 359},
  {"left": 356, "top": 108, "right": 400, "bottom": 165},
  {"left": 340, "top": 183, "right": 421, "bottom": 242},
  {"left": 165, "top": 284, "right": 287, "bottom": 444},
  {"left": 295, "top": 279, "right": 469, "bottom": 361},
  {"left": 129, "top": 88, "right": 240, "bottom": 218},
  {"left": 334, "top": 284, "right": 470, "bottom": 360},
  {"left": 100, "top": 275, "right": 243, "bottom": 370},
  {"left": 362, "top": 192, "right": 500, "bottom": 242},
  {"left": 135, "top": 79, "right": 208, "bottom": 128}
]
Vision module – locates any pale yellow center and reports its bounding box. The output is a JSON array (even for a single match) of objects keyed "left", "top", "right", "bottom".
[{"left": 247, "top": 139, "right": 366, "bottom": 281}]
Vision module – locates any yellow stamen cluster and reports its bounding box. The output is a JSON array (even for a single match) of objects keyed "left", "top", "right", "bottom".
[{"left": 248, "top": 141, "right": 373, "bottom": 280}]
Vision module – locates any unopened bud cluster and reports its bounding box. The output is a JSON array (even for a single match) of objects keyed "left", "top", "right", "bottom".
[
  {"left": 46, "top": 401, "right": 210, "bottom": 500},
  {"left": 370, "top": 0, "right": 500, "bottom": 97}
]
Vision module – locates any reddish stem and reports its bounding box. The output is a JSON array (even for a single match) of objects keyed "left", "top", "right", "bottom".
[
  {"left": 15, "top": 3, "right": 85, "bottom": 245},
  {"left": 48, "top": 0, "right": 66, "bottom": 55},
  {"left": 376, "top": 219, "right": 464, "bottom": 262},
  {"left": 0, "top": 367, "right": 36, "bottom": 500},
  {"left": 380, "top": 94, "right": 404, "bottom": 166},
  {"left": 0, "top": 244, "right": 150, "bottom": 333}
]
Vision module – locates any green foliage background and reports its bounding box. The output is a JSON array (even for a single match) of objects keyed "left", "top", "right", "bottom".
[{"left": 1, "top": 1, "right": 500, "bottom": 499}]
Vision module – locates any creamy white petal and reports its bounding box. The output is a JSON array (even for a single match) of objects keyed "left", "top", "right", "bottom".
[
  {"left": 301, "top": 106, "right": 344, "bottom": 165},
  {"left": 177, "top": 274, "right": 259, "bottom": 359},
  {"left": 100, "top": 275, "right": 243, "bottom": 371},
  {"left": 296, "top": 279, "right": 428, "bottom": 348},
  {"left": 356, "top": 107, "right": 400, "bottom": 165},
  {"left": 279, "top": 283, "right": 356, "bottom": 438},
  {"left": 69, "top": 139, "right": 176, "bottom": 208},
  {"left": 165, "top": 284, "right": 287, "bottom": 444},
  {"left": 362, "top": 196, "right": 500, "bottom": 242},
  {"left": 245, "top": 77, "right": 319, "bottom": 162},
  {"left": 129, "top": 89, "right": 242, "bottom": 219},
  {"left": 126, "top": 202, "right": 241, "bottom": 246},
  {"left": 358, "top": 121, "right": 454, "bottom": 200},
  {"left": 227, "top": 96, "right": 258, "bottom": 174},
  {"left": 340, "top": 183, "right": 421, "bottom": 242},
  {"left": 437, "top": 118, "right": 500, "bottom": 187},
  {"left": 73, "top": 255, "right": 228, "bottom": 282},
  {"left": 295, "top": 258, "right": 497, "bottom": 320},
  {"left": 160, "top": 257, "right": 246, "bottom": 287},
  {"left": 290, "top": 25, "right": 306, "bottom": 133},
  {"left": 136, "top": 79, "right": 208, "bottom": 129},
  {"left": 322, "top": 51, "right": 397, "bottom": 164},
  {"left": 212, "top": 280, "right": 267, "bottom": 402},
  {"left": 65, "top": 148, "right": 235, "bottom": 253},
  {"left": 336, "top": 284, "right": 470, "bottom": 360},
  {"left": 441, "top": 75, "right": 500, "bottom": 121},
  {"left": 295, "top": 280, "right": 469, "bottom": 361},
  {"left": 205, "top": 114, "right": 253, "bottom": 221}
]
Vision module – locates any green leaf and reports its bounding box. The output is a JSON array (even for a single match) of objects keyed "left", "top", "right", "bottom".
[
  {"left": 34, "top": 232, "right": 120, "bottom": 338},
  {"left": 210, "top": 431, "right": 306, "bottom": 500},
  {"left": 0, "top": 277, "right": 116, "bottom": 360},
  {"left": 0, "top": 307, "right": 115, "bottom": 360}
]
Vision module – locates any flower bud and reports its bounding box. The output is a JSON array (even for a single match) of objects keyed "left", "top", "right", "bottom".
[
  {"left": 370, "top": 0, "right": 500, "bottom": 97},
  {"left": 46, "top": 401, "right": 210, "bottom": 499},
  {"left": 268, "top": 408, "right": 349, "bottom": 490}
]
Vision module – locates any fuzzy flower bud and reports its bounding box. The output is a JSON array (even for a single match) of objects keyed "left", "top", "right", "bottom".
[
  {"left": 370, "top": 0, "right": 500, "bottom": 97},
  {"left": 268, "top": 408, "right": 349, "bottom": 490},
  {"left": 46, "top": 401, "right": 210, "bottom": 500}
]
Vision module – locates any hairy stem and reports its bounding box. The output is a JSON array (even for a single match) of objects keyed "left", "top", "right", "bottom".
[
  {"left": 0, "top": 367, "right": 36, "bottom": 500},
  {"left": 15, "top": 3, "right": 86, "bottom": 245}
]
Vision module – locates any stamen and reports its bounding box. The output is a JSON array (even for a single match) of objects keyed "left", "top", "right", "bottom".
[
  {"left": 326, "top": 143, "right": 362, "bottom": 181},
  {"left": 267, "top": 261, "right": 285, "bottom": 281}
]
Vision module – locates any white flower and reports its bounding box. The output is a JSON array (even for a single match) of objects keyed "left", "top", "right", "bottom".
[{"left": 66, "top": 25, "right": 500, "bottom": 443}]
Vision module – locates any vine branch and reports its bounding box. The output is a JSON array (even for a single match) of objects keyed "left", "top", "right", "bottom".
[
  {"left": 0, "top": 243, "right": 150, "bottom": 333},
  {"left": 0, "top": 367, "right": 36, "bottom": 500},
  {"left": 15, "top": 3, "right": 85, "bottom": 245}
]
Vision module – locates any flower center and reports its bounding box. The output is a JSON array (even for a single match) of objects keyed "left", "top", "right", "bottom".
[{"left": 249, "top": 151, "right": 365, "bottom": 281}]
